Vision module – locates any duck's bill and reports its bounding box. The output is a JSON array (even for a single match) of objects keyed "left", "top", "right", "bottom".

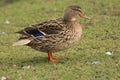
[{"left": 79, "top": 13, "right": 90, "bottom": 19}]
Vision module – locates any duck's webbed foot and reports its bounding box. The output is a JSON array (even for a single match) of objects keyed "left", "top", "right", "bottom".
[{"left": 48, "top": 51, "right": 60, "bottom": 62}]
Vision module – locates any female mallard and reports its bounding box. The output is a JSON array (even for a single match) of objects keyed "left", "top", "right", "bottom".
[{"left": 13, "top": 5, "right": 89, "bottom": 62}]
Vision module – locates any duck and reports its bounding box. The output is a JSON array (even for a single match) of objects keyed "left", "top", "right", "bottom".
[{"left": 13, "top": 5, "right": 89, "bottom": 62}]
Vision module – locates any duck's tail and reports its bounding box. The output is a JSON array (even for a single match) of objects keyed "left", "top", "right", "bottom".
[{"left": 13, "top": 39, "right": 31, "bottom": 46}]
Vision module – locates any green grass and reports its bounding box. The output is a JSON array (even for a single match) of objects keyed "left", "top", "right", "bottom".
[{"left": 0, "top": 0, "right": 120, "bottom": 80}]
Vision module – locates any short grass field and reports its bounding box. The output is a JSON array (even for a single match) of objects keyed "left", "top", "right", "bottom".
[{"left": 0, "top": 0, "right": 120, "bottom": 80}]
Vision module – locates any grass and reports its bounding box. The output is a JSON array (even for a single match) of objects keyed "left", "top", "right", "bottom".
[{"left": 0, "top": 0, "right": 120, "bottom": 80}]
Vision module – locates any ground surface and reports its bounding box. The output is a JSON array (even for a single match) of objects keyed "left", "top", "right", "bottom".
[{"left": 0, "top": 0, "right": 120, "bottom": 80}]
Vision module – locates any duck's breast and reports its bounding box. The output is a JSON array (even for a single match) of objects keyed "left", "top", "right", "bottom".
[{"left": 72, "top": 21, "right": 82, "bottom": 42}]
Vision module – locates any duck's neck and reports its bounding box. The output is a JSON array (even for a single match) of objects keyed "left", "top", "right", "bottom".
[
  {"left": 64, "top": 15, "right": 77, "bottom": 22},
  {"left": 63, "top": 16, "right": 76, "bottom": 22},
  {"left": 63, "top": 11, "right": 77, "bottom": 22}
]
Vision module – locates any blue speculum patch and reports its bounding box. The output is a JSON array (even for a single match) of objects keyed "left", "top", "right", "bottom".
[
  {"left": 33, "top": 32, "right": 44, "bottom": 37},
  {"left": 25, "top": 27, "right": 45, "bottom": 37}
]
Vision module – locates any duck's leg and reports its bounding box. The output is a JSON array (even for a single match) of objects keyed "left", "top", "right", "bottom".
[{"left": 48, "top": 51, "right": 59, "bottom": 62}]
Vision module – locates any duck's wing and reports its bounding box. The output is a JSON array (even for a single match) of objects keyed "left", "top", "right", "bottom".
[
  {"left": 17, "top": 18, "right": 66, "bottom": 38},
  {"left": 13, "top": 18, "right": 66, "bottom": 46}
]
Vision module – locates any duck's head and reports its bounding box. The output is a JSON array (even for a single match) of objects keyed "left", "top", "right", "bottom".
[{"left": 64, "top": 5, "right": 89, "bottom": 22}]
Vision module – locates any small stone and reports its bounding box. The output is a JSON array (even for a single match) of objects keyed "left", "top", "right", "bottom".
[
  {"left": 0, "top": 76, "right": 7, "bottom": 80},
  {"left": 5, "top": 20, "right": 10, "bottom": 24},
  {"left": 92, "top": 61, "right": 100, "bottom": 64},
  {"left": 1, "top": 32, "right": 6, "bottom": 34},
  {"left": 105, "top": 51, "right": 112, "bottom": 55},
  {"left": 13, "top": 64, "right": 17, "bottom": 68},
  {"left": 22, "top": 65, "right": 31, "bottom": 69}
]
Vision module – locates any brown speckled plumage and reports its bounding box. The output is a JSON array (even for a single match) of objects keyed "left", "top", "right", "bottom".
[
  {"left": 27, "top": 18, "right": 82, "bottom": 52},
  {"left": 14, "top": 5, "right": 89, "bottom": 62}
]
